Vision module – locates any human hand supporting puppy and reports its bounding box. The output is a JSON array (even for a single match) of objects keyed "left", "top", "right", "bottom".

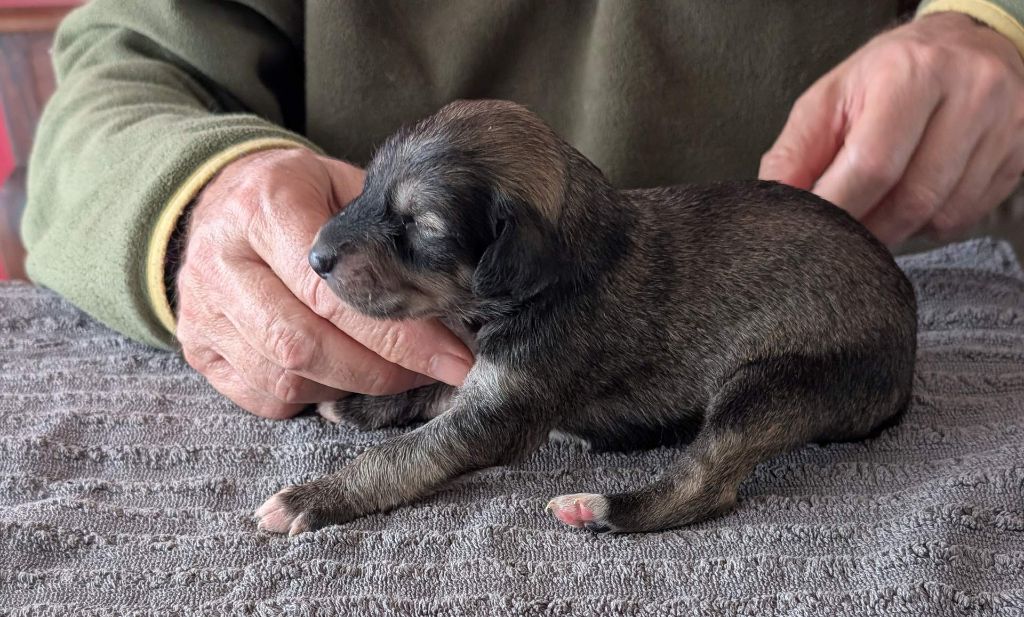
[
  {"left": 760, "top": 12, "right": 1024, "bottom": 247},
  {"left": 174, "top": 148, "right": 473, "bottom": 419}
]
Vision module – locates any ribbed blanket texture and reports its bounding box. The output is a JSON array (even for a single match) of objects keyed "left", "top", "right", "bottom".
[{"left": 1, "top": 238, "right": 1023, "bottom": 616}]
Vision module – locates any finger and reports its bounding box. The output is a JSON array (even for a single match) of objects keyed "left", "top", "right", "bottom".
[
  {"left": 759, "top": 79, "right": 844, "bottom": 190},
  {"left": 205, "top": 311, "right": 348, "bottom": 405},
  {"left": 322, "top": 157, "right": 367, "bottom": 207},
  {"left": 929, "top": 151, "right": 1024, "bottom": 240},
  {"left": 929, "top": 128, "right": 1018, "bottom": 239},
  {"left": 246, "top": 168, "right": 474, "bottom": 384},
  {"left": 204, "top": 356, "right": 305, "bottom": 420},
  {"left": 977, "top": 155, "right": 1024, "bottom": 222},
  {"left": 181, "top": 341, "right": 303, "bottom": 420},
  {"left": 813, "top": 84, "right": 941, "bottom": 219},
  {"left": 221, "top": 258, "right": 434, "bottom": 396},
  {"left": 324, "top": 305, "right": 473, "bottom": 387},
  {"left": 860, "top": 99, "right": 986, "bottom": 246}
]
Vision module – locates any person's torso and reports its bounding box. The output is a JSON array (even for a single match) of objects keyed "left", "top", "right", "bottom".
[{"left": 303, "top": 1, "right": 902, "bottom": 188}]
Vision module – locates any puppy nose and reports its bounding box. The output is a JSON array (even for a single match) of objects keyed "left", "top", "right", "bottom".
[{"left": 308, "top": 247, "right": 337, "bottom": 278}]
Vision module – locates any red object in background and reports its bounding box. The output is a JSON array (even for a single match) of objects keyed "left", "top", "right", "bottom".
[
  {"left": 0, "top": 103, "right": 11, "bottom": 187},
  {"left": 0, "top": 1, "right": 81, "bottom": 281},
  {"left": 0, "top": 101, "right": 12, "bottom": 280},
  {"left": 0, "top": 0, "right": 77, "bottom": 7}
]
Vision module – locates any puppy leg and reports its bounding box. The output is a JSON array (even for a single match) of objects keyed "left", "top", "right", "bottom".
[
  {"left": 316, "top": 383, "right": 455, "bottom": 430},
  {"left": 548, "top": 355, "right": 899, "bottom": 533},
  {"left": 546, "top": 426, "right": 778, "bottom": 533},
  {"left": 257, "top": 397, "right": 548, "bottom": 534}
]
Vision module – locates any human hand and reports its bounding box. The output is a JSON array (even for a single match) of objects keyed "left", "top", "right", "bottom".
[
  {"left": 760, "top": 12, "right": 1024, "bottom": 247},
  {"left": 175, "top": 148, "right": 473, "bottom": 418}
]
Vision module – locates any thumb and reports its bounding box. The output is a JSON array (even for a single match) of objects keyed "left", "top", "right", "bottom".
[
  {"left": 759, "top": 80, "right": 844, "bottom": 190},
  {"left": 321, "top": 157, "right": 367, "bottom": 209}
]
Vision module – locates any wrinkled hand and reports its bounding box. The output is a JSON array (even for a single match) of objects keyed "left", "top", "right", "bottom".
[
  {"left": 175, "top": 148, "right": 473, "bottom": 418},
  {"left": 760, "top": 12, "right": 1024, "bottom": 246}
]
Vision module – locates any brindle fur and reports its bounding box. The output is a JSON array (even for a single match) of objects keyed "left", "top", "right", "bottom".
[{"left": 255, "top": 100, "right": 917, "bottom": 535}]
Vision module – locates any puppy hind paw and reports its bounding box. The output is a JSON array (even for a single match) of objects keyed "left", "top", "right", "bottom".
[
  {"left": 314, "top": 394, "right": 411, "bottom": 430},
  {"left": 545, "top": 493, "right": 613, "bottom": 533},
  {"left": 315, "top": 397, "right": 377, "bottom": 429}
]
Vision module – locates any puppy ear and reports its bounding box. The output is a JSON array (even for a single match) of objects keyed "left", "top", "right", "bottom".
[{"left": 471, "top": 191, "right": 557, "bottom": 301}]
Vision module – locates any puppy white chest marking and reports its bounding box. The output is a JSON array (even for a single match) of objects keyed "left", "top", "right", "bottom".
[
  {"left": 463, "top": 361, "right": 593, "bottom": 449},
  {"left": 548, "top": 429, "right": 592, "bottom": 449},
  {"left": 459, "top": 358, "right": 513, "bottom": 406}
]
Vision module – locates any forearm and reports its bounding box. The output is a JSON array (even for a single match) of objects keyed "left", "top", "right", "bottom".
[{"left": 23, "top": 1, "right": 310, "bottom": 348}]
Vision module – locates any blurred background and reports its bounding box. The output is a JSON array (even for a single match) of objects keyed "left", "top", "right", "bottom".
[
  {"left": 0, "top": 0, "right": 79, "bottom": 281},
  {"left": 0, "top": 1, "right": 1021, "bottom": 281}
]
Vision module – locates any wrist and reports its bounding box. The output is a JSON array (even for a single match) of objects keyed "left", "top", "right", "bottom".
[
  {"left": 148, "top": 139, "right": 309, "bottom": 336},
  {"left": 917, "top": 1, "right": 1024, "bottom": 61}
]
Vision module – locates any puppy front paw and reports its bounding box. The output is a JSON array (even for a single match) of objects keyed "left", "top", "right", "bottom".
[
  {"left": 254, "top": 488, "right": 307, "bottom": 535},
  {"left": 545, "top": 493, "right": 614, "bottom": 533},
  {"left": 315, "top": 394, "right": 413, "bottom": 430},
  {"left": 254, "top": 484, "right": 356, "bottom": 536}
]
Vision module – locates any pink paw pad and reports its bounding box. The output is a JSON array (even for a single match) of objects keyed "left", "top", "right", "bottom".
[{"left": 546, "top": 493, "right": 610, "bottom": 531}]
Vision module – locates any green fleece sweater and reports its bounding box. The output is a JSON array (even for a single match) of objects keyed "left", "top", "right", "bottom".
[{"left": 22, "top": 0, "right": 1024, "bottom": 349}]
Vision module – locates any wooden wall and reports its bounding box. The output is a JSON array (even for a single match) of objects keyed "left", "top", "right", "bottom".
[{"left": 0, "top": 3, "right": 76, "bottom": 280}]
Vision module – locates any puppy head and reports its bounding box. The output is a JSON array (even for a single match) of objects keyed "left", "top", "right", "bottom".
[{"left": 310, "top": 100, "right": 568, "bottom": 320}]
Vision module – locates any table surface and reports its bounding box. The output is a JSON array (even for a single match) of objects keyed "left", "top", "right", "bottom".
[{"left": 1, "top": 238, "right": 1023, "bottom": 615}]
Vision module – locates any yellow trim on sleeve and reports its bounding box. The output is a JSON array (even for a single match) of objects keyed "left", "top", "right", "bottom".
[
  {"left": 145, "top": 137, "right": 308, "bottom": 336},
  {"left": 919, "top": 0, "right": 1024, "bottom": 60}
]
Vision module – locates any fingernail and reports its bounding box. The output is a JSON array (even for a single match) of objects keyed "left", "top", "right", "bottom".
[{"left": 429, "top": 353, "right": 472, "bottom": 387}]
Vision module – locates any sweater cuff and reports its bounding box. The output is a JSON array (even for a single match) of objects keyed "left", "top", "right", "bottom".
[
  {"left": 918, "top": 0, "right": 1024, "bottom": 60},
  {"left": 145, "top": 137, "right": 308, "bottom": 336}
]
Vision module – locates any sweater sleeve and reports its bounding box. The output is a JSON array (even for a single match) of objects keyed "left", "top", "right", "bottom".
[
  {"left": 22, "top": 0, "right": 316, "bottom": 349},
  {"left": 917, "top": 0, "right": 1024, "bottom": 58}
]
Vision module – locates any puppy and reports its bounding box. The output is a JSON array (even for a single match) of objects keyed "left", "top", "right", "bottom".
[{"left": 255, "top": 100, "right": 917, "bottom": 535}]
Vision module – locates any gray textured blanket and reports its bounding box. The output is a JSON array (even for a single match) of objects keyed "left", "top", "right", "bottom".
[{"left": 2, "top": 238, "right": 1023, "bottom": 616}]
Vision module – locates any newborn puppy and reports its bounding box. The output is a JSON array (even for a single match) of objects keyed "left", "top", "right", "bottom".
[{"left": 255, "top": 100, "right": 917, "bottom": 535}]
